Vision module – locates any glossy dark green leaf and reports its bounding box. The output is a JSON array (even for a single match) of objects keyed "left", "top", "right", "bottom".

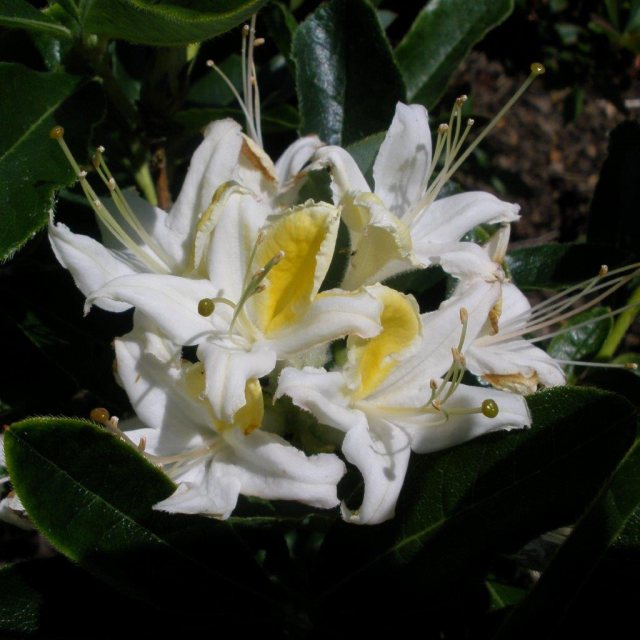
[
  {"left": 0, "top": 65, "right": 103, "bottom": 261},
  {"left": 506, "top": 242, "right": 631, "bottom": 290},
  {"left": 495, "top": 429, "right": 640, "bottom": 639},
  {"left": 345, "top": 131, "right": 385, "bottom": 187},
  {"left": 395, "top": 0, "right": 513, "bottom": 107},
  {"left": 293, "top": 0, "right": 405, "bottom": 146},
  {"left": 547, "top": 307, "right": 613, "bottom": 377},
  {"left": 4, "top": 418, "right": 275, "bottom": 615},
  {"left": 81, "top": 0, "right": 269, "bottom": 46},
  {"left": 313, "top": 387, "right": 636, "bottom": 629},
  {"left": 263, "top": 1, "right": 298, "bottom": 65},
  {"left": 0, "top": 0, "right": 72, "bottom": 38},
  {"left": 588, "top": 121, "right": 640, "bottom": 258}
]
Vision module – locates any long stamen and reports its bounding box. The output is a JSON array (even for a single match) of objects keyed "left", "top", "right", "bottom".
[
  {"left": 407, "top": 63, "right": 545, "bottom": 224},
  {"left": 484, "top": 265, "right": 640, "bottom": 345},
  {"left": 230, "top": 250, "right": 285, "bottom": 332},
  {"left": 50, "top": 127, "right": 170, "bottom": 274},
  {"left": 525, "top": 300, "right": 640, "bottom": 345},
  {"left": 93, "top": 147, "right": 176, "bottom": 269},
  {"left": 206, "top": 60, "right": 261, "bottom": 143}
]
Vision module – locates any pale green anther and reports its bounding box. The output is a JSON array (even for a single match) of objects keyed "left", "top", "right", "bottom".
[{"left": 481, "top": 399, "right": 499, "bottom": 419}]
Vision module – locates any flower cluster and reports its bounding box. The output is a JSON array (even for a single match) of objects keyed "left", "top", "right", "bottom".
[{"left": 43, "top": 35, "right": 637, "bottom": 526}]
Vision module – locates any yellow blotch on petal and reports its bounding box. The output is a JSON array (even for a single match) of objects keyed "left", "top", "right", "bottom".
[
  {"left": 350, "top": 287, "right": 420, "bottom": 399},
  {"left": 253, "top": 205, "right": 338, "bottom": 336},
  {"left": 234, "top": 379, "right": 264, "bottom": 435}
]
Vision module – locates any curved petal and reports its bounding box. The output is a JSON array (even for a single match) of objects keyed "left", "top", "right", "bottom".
[
  {"left": 197, "top": 341, "right": 276, "bottom": 423},
  {"left": 373, "top": 102, "right": 431, "bottom": 219},
  {"left": 114, "top": 322, "right": 213, "bottom": 456},
  {"left": 267, "top": 288, "right": 383, "bottom": 359},
  {"left": 218, "top": 428, "right": 345, "bottom": 509},
  {"left": 235, "top": 135, "right": 278, "bottom": 201},
  {"left": 203, "top": 185, "right": 271, "bottom": 295},
  {"left": 311, "top": 145, "right": 370, "bottom": 204},
  {"left": 466, "top": 337, "right": 566, "bottom": 392},
  {"left": 249, "top": 203, "right": 340, "bottom": 335},
  {"left": 275, "top": 134, "right": 323, "bottom": 187},
  {"left": 393, "top": 382, "right": 531, "bottom": 454},
  {"left": 154, "top": 458, "right": 242, "bottom": 519},
  {"left": 87, "top": 273, "right": 225, "bottom": 345},
  {"left": 276, "top": 366, "right": 359, "bottom": 433},
  {"left": 49, "top": 219, "right": 140, "bottom": 312},
  {"left": 101, "top": 189, "right": 187, "bottom": 270},
  {"left": 410, "top": 191, "right": 520, "bottom": 246},
  {"left": 340, "top": 420, "right": 411, "bottom": 525},
  {"left": 168, "top": 119, "right": 243, "bottom": 237},
  {"left": 415, "top": 240, "right": 502, "bottom": 281},
  {"left": 341, "top": 194, "right": 416, "bottom": 289}
]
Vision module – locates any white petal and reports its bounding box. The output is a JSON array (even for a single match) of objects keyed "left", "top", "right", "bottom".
[
  {"left": 275, "top": 134, "right": 323, "bottom": 187},
  {"left": 154, "top": 459, "right": 241, "bottom": 519},
  {"left": 197, "top": 342, "right": 276, "bottom": 423},
  {"left": 167, "top": 119, "right": 243, "bottom": 237},
  {"left": 49, "top": 219, "right": 145, "bottom": 311},
  {"left": 218, "top": 428, "right": 345, "bottom": 509},
  {"left": 415, "top": 241, "right": 502, "bottom": 280},
  {"left": 466, "top": 338, "right": 566, "bottom": 390},
  {"left": 87, "top": 273, "right": 224, "bottom": 344},
  {"left": 341, "top": 193, "right": 417, "bottom": 289},
  {"left": 266, "top": 288, "right": 382, "bottom": 359},
  {"left": 203, "top": 186, "right": 271, "bottom": 294},
  {"left": 277, "top": 366, "right": 411, "bottom": 523},
  {"left": 311, "top": 145, "right": 370, "bottom": 204},
  {"left": 340, "top": 421, "right": 411, "bottom": 525},
  {"left": 397, "top": 383, "right": 531, "bottom": 453},
  {"left": 373, "top": 102, "right": 431, "bottom": 219},
  {"left": 410, "top": 191, "right": 520, "bottom": 245},
  {"left": 368, "top": 280, "right": 501, "bottom": 402},
  {"left": 100, "top": 190, "right": 187, "bottom": 270},
  {"left": 276, "top": 366, "right": 358, "bottom": 433},
  {"left": 114, "top": 323, "right": 212, "bottom": 456}
]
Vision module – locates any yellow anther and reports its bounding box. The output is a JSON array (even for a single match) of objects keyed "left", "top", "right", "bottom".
[
  {"left": 206, "top": 59, "right": 215, "bottom": 68},
  {"left": 624, "top": 362, "right": 638, "bottom": 370},
  {"left": 90, "top": 407, "right": 110, "bottom": 424},
  {"left": 467, "top": 118, "right": 475, "bottom": 126},
  {"left": 242, "top": 24, "right": 250, "bottom": 36},
  {"left": 459, "top": 307, "right": 468, "bottom": 324},
  {"left": 481, "top": 399, "right": 499, "bottom": 419},
  {"left": 432, "top": 399, "right": 442, "bottom": 411},
  {"left": 599, "top": 265, "right": 609, "bottom": 277},
  {"left": 530, "top": 62, "right": 545, "bottom": 76},
  {"left": 49, "top": 125, "right": 65, "bottom": 140},
  {"left": 430, "top": 379, "right": 438, "bottom": 390},
  {"left": 254, "top": 37, "right": 265, "bottom": 46},
  {"left": 438, "top": 123, "right": 449, "bottom": 134}
]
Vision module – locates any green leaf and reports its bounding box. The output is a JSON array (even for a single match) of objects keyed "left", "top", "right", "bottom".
[
  {"left": 0, "top": 0, "right": 72, "bottom": 38},
  {"left": 263, "top": 1, "right": 298, "bottom": 65},
  {"left": 494, "top": 428, "right": 640, "bottom": 639},
  {"left": 292, "top": 0, "right": 405, "bottom": 146},
  {"left": 81, "top": 0, "right": 269, "bottom": 46},
  {"left": 395, "top": 0, "right": 513, "bottom": 107},
  {"left": 588, "top": 121, "right": 640, "bottom": 258},
  {"left": 345, "top": 131, "right": 385, "bottom": 187},
  {"left": 314, "top": 388, "right": 636, "bottom": 626},
  {"left": 0, "top": 65, "right": 103, "bottom": 261},
  {"left": 506, "top": 242, "right": 631, "bottom": 290},
  {"left": 4, "top": 418, "right": 275, "bottom": 615},
  {"left": 547, "top": 307, "right": 613, "bottom": 376}
]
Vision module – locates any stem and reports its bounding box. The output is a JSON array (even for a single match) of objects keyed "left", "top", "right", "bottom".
[{"left": 597, "top": 284, "right": 640, "bottom": 359}]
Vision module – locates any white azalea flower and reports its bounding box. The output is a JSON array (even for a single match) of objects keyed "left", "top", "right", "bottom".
[
  {"left": 113, "top": 318, "right": 346, "bottom": 519},
  {"left": 48, "top": 119, "right": 321, "bottom": 311},
  {"left": 311, "top": 65, "right": 548, "bottom": 289},
  {"left": 276, "top": 284, "right": 531, "bottom": 525},
  {"left": 88, "top": 188, "right": 382, "bottom": 423},
  {"left": 452, "top": 226, "right": 640, "bottom": 394}
]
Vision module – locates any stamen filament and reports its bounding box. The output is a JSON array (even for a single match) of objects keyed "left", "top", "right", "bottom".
[{"left": 50, "top": 129, "right": 170, "bottom": 274}]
